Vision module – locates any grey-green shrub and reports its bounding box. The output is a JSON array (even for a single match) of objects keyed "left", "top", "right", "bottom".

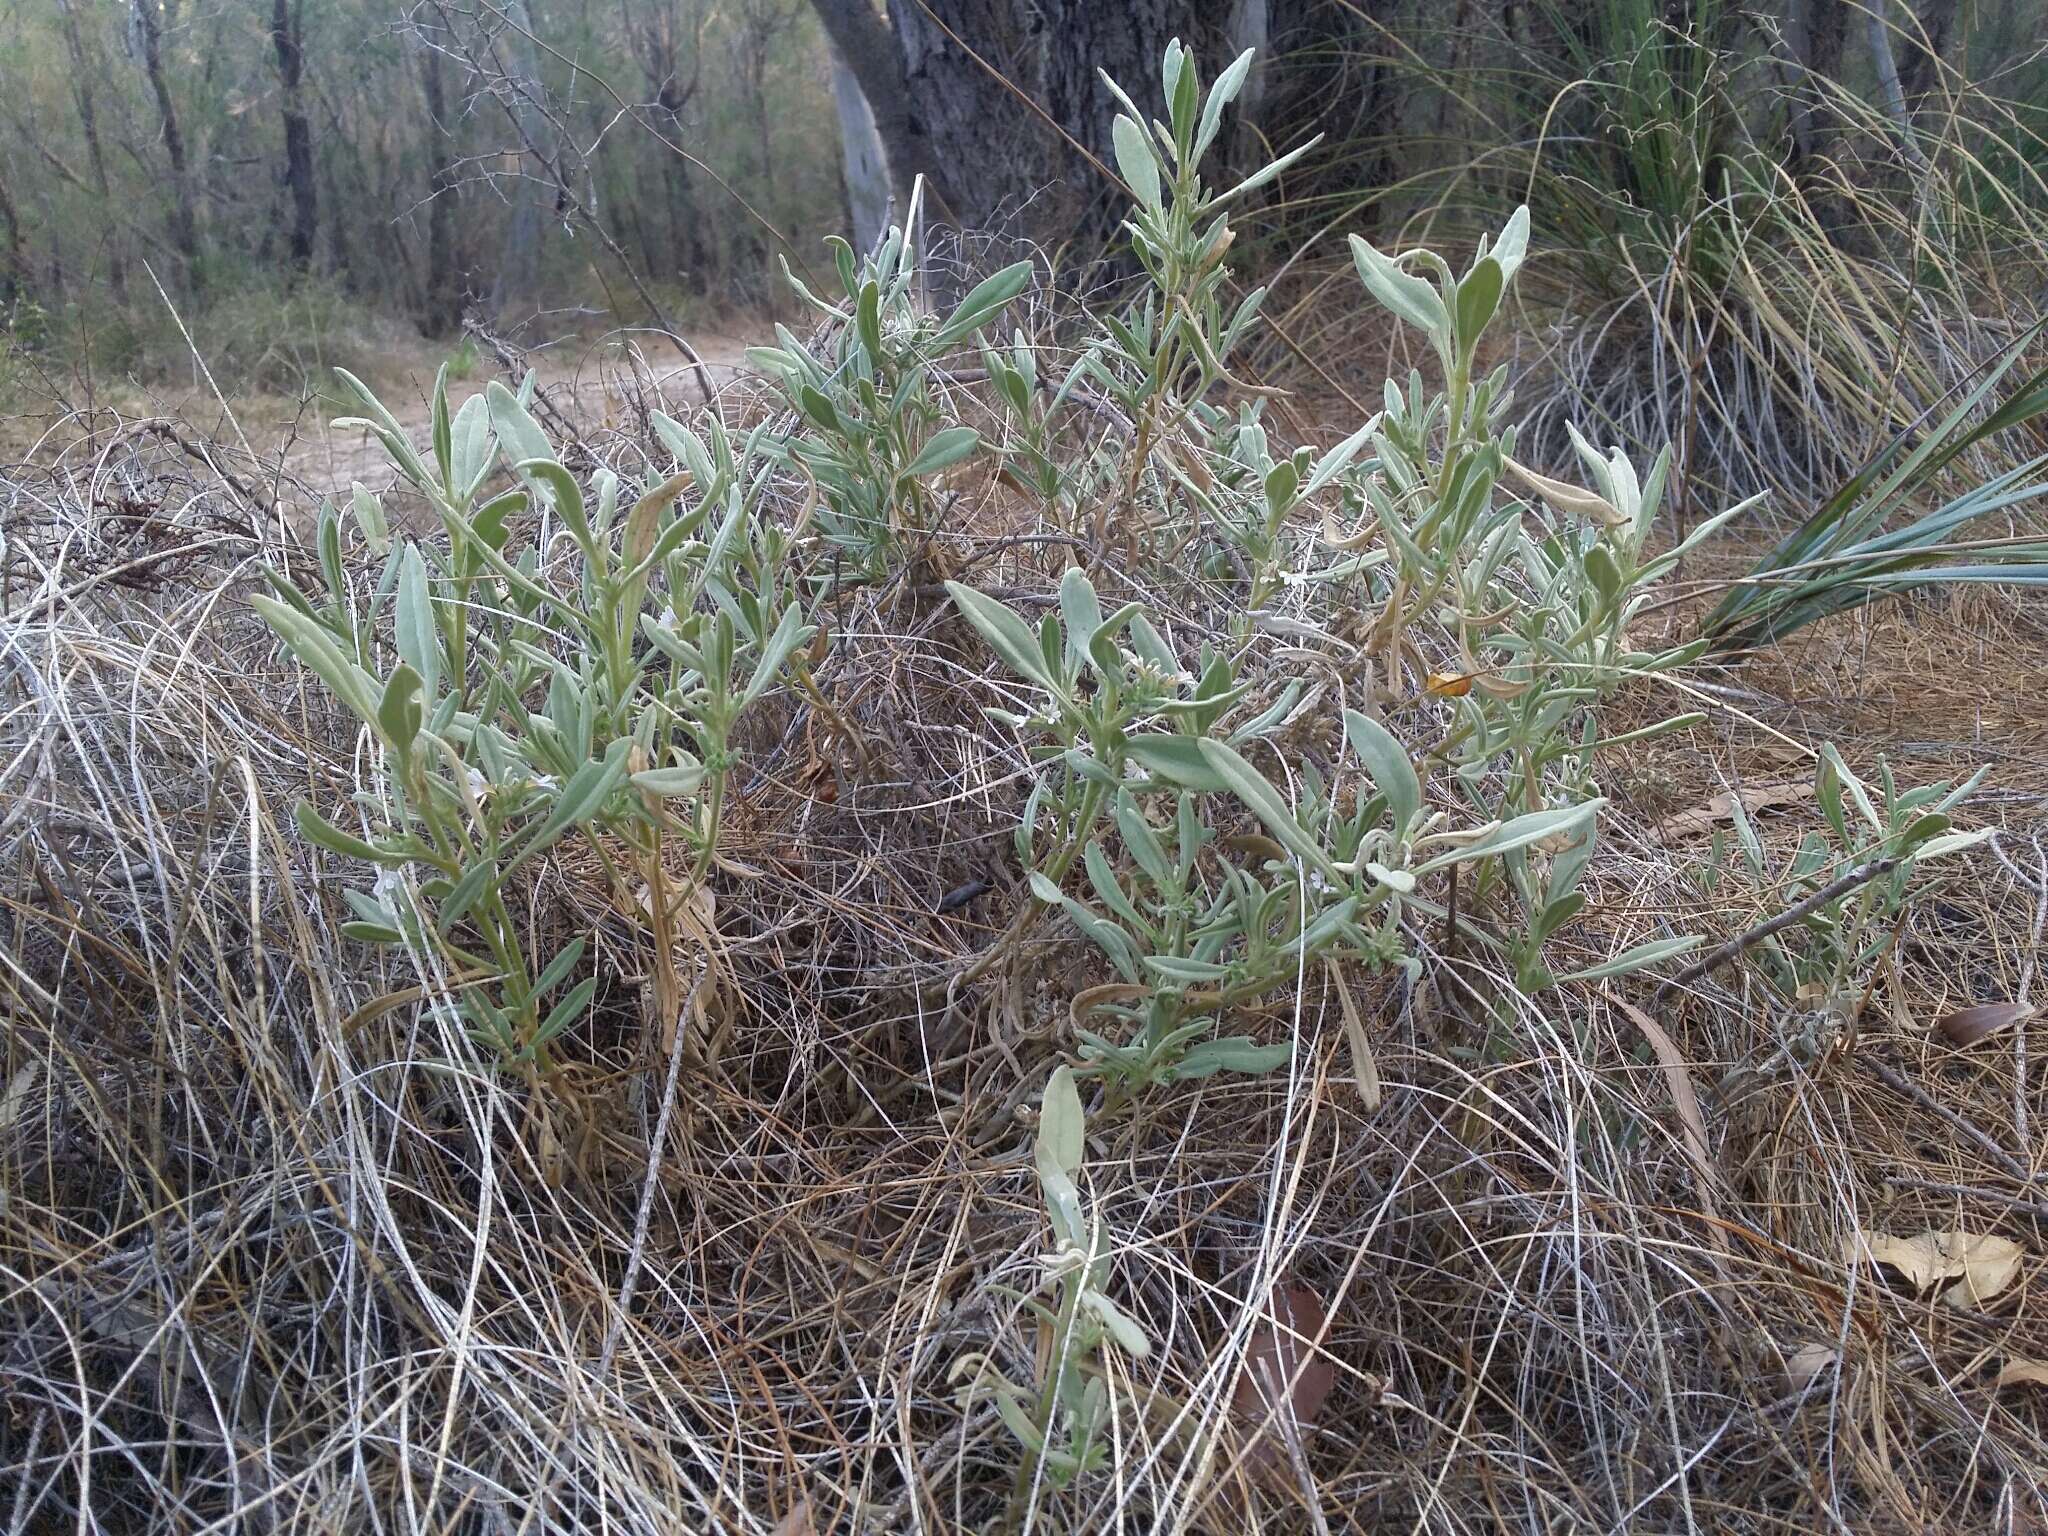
[{"left": 259, "top": 364, "right": 811, "bottom": 1072}]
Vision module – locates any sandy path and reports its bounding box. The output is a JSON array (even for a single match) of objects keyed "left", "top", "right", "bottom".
[{"left": 284, "top": 332, "right": 756, "bottom": 501}]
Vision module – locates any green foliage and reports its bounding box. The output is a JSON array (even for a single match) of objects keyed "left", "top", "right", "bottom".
[
  {"left": 748, "top": 186, "right": 1033, "bottom": 582},
  {"left": 259, "top": 363, "right": 810, "bottom": 1072},
  {"left": 1703, "top": 332, "right": 2048, "bottom": 652},
  {"left": 0, "top": 0, "right": 843, "bottom": 368},
  {"left": 945, "top": 46, "right": 1723, "bottom": 1096},
  {"left": 1696, "top": 750, "right": 1989, "bottom": 1017},
  {"left": 950, "top": 1067, "right": 1150, "bottom": 1502}
]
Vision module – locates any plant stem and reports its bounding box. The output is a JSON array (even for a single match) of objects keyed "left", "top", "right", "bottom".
[{"left": 1007, "top": 1268, "right": 1085, "bottom": 1526}]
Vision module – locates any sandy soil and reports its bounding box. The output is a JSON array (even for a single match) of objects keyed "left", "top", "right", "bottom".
[{"left": 283, "top": 331, "right": 758, "bottom": 500}]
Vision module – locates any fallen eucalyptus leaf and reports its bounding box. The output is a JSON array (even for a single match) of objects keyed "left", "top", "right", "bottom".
[
  {"left": 1935, "top": 1001, "right": 2033, "bottom": 1047},
  {"left": 1844, "top": 1229, "right": 2026, "bottom": 1309},
  {"left": 1653, "top": 780, "right": 1810, "bottom": 842},
  {"left": 1994, "top": 1360, "right": 2048, "bottom": 1391},
  {"left": 1231, "top": 1281, "right": 1337, "bottom": 1470}
]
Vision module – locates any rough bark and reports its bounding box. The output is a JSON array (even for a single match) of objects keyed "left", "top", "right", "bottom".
[
  {"left": 806, "top": 0, "right": 964, "bottom": 222},
  {"left": 1895, "top": 0, "right": 1961, "bottom": 105},
  {"left": 1787, "top": 0, "right": 1850, "bottom": 172},
  {"left": 272, "top": 0, "right": 317, "bottom": 272},
  {"left": 1038, "top": 0, "right": 1231, "bottom": 235},
  {"left": 863, "top": 0, "right": 1242, "bottom": 235},
  {"left": 135, "top": 0, "right": 199, "bottom": 285}
]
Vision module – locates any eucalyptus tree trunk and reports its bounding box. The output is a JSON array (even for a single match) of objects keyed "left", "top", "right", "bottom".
[
  {"left": 829, "top": 49, "right": 892, "bottom": 251},
  {"left": 806, "top": 0, "right": 963, "bottom": 221},
  {"left": 1786, "top": 0, "right": 1851, "bottom": 172},
  {"left": 0, "top": 169, "right": 25, "bottom": 306},
  {"left": 876, "top": 0, "right": 1235, "bottom": 234},
  {"left": 134, "top": 0, "right": 200, "bottom": 289},
  {"left": 271, "top": 0, "right": 318, "bottom": 272},
  {"left": 490, "top": 0, "right": 550, "bottom": 312},
  {"left": 1038, "top": 0, "right": 1233, "bottom": 235},
  {"left": 420, "top": 42, "right": 464, "bottom": 337}
]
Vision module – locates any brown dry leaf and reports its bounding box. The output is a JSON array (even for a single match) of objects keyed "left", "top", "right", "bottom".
[
  {"left": 1609, "top": 995, "right": 1730, "bottom": 1266},
  {"left": 1936, "top": 1001, "right": 2034, "bottom": 1047},
  {"left": 1995, "top": 1360, "right": 2048, "bottom": 1391},
  {"left": 1425, "top": 670, "right": 1474, "bottom": 698},
  {"left": 1785, "top": 1341, "right": 1839, "bottom": 1390},
  {"left": 1231, "top": 1281, "right": 1338, "bottom": 1470},
  {"left": 1653, "top": 780, "right": 1811, "bottom": 842},
  {"left": 0, "top": 1060, "right": 40, "bottom": 1135},
  {"left": 1843, "top": 1230, "right": 2026, "bottom": 1308}
]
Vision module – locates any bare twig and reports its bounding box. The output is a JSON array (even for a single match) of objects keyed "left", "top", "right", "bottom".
[{"left": 1653, "top": 853, "right": 1903, "bottom": 1009}]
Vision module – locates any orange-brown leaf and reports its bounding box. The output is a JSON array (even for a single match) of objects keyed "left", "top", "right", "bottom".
[{"left": 1230, "top": 1281, "right": 1337, "bottom": 1469}]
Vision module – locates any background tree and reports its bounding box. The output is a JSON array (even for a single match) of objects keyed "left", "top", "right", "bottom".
[
  {"left": 272, "top": 0, "right": 318, "bottom": 272},
  {"left": 135, "top": 0, "right": 201, "bottom": 289},
  {"left": 0, "top": 0, "right": 2038, "bottom": 413}
]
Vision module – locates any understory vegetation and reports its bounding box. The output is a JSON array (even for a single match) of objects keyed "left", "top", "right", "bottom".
[{"left": 7, "top": 33, "right": 2048, "bottom": 1532}]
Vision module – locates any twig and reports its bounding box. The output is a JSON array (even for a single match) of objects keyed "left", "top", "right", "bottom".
[
  {"left": 1882, "top": 1175, "right": 2048, "bottom": 1222},
  {"left": 1991, "top": 834, "right": 2047, "bottom": 1149},
  {"left": 1864, "top": 1058, "right": 2039, "bottom": 1187},
  {"left": 1652, "top": 853, "right": 1902, "bottom": 1010},
  {"left": 140, "top": 261, "right": 279, "bottom": 550},
  {"left": 461, "top": 314, "right": 585, "bottom": 444},
  {"left": 140, "top": 421, "right": 270, "bottom": 507},
  {"left": 595, "top": 974, "right": 696, "bottom": 1378}
]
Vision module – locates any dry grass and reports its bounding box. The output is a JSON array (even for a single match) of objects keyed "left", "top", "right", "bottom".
[{"left": 6, "top": 342, "right": 2048, "bottom": 1535}]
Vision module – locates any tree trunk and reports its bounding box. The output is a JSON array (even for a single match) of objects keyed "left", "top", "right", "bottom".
[
  {"left": 54, "top": 0, "right": 124, "bottom": 299},
  {"left": 655, "top": 87, "right": 712, "bottom": 288},
  {"left": 1787, "top": 0, "right": 1850, "bottom": 173},
  {"left": 0, "top": 168, "right": 25, "bottom": 308},
  {"left": 1895, "top": 0, "right": 1961, "bottom": 106},
  {"left": 420, "top": 43, "right": 464, "bottom": 336},
  {"left": 272, "top": 0, "right": 317, "bottom": 272},
  {"left": 1037, "top": 0, "right": 1229, "bottom": 237},
  {"left": 830, "top": 0, "right": 1237, "bottom": 236},
  {"left": 622, "top": 0, "right": 712, "bottom": 288},
  {"left": 1866, "top": 0, "right": 1931, "bottom": 174},
  {"left": 135, "top": 0, "right": 200, "bottom": 289},
  {"left": 884, "top": 0, "right": 1046, "bottom": 230},
  {"left": 490, "top": 0, "right": 550, "bottom": 314},
  {"left": 829, "top": 47, "right": 892, "bottom": 251},
  {"left": 806, "top": 0, "right": 964, "bottom": 222}
]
